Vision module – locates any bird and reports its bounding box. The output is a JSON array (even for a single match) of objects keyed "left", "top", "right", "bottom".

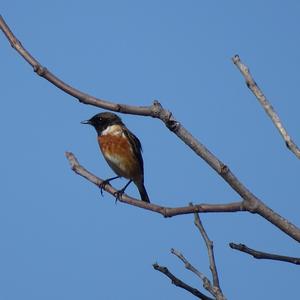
[{"left": 81, "top": 112, "right": 150, "bottom": 203}]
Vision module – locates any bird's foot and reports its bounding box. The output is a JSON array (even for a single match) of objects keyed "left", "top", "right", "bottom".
[
  {"left": 99, "top": 180, "right": 110, "bottom": 196},
  {"left": 113, "top": 189, "right": 126, "bottom": 204},
  {"left": 99, "top": 176, "right": 120, "bottom": 196},
  {"left": 113, "top": 180, "right": 132, "bottom": 203}
]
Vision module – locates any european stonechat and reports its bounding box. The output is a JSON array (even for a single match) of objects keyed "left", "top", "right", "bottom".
[{"left": 81, "top": 112, "right": 150, "bottom": 203}]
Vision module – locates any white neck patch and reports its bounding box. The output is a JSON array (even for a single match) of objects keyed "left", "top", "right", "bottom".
[{"left": 101, "top": 125, "right": 122, "bottom": 136}]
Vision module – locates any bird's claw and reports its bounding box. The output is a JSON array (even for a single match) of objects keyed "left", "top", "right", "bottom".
[
  {"left": 113, "top": 190, "right": 125, "bottom": 204},
  {"left": 98, "top": 176, "right": 121, "bottom": 196},
  {"left": 99, "top": 180, "right": 110, "bottom": 196}
]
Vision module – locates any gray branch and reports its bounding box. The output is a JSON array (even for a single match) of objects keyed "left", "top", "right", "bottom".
[
  {"left": 65, "top": 151, "right": 245, "bottom": 217},
  {"left": 153, "top": 263, "right": 213, "bottom": 300},
  {"left": 1, "top": 15, "right": 300, "bottom": 242},
  {"left": 232, "top": 54, "right": 300, "bottom": 159},
  {"left": 171, "top": 249, "right": 218, "bottom": 298},
  {"left": 193, "top": 212, "right": 226, "bottom": 300},
  {"left": 230, "top": 243, "right": 300, "bottom": 265}
]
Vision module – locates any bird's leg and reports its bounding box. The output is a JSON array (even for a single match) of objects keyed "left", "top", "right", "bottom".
[
  {"left": 99, "top": 176, "right": 120, "bottom": 196},
  {"left": 114, "top": 180, "right": 132, "bottom": 203}
]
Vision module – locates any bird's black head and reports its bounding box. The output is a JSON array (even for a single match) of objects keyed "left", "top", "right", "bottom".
[{"left": 81, "top": 112, "right": 123, "bottom": 135}]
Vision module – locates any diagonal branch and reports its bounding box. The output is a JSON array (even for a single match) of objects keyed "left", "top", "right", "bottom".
[
  {"left": 194, "top": 212, "right": 225, "bottom": 300},
  {"left": 171, "top": 248, "right": 215, "bottom": 297},
  {"left": 1, "top": 15, "right": 300, "bottom": 242},
  {"left": 0, "top": 15, "right": 150, "bottom": 116},
  {"left": 153, "top": 263, "right": 213, "bottom": 300},
  {"left": 232, "top": 54, "right": 300, "bottom": 159},
  {"left": 64, "top": 150, "right": 300, "bottom": 241},
  {"left": 229, "top": 242, "right": 300, "bottom": 265},
  {"left": 65, "top": 151, "right": 245, "bottom": 217}
]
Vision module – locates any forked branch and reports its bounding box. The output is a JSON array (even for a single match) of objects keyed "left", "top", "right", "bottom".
[
  {"left": 1, "top": 15, "right": 300, "bottom": 242},
  {"left": 194, "top": 212, "right": 225, "bottom": 299},
  {"left": 156, "top": 212, "right": 226, "bottom": 300},
  {"left": 153, "top": 263, "right": 213, "bottom": 300}
]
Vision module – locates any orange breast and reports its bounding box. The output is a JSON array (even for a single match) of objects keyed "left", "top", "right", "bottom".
[{"left": 98, "top": 134, "right": 141, "bottom": 180}]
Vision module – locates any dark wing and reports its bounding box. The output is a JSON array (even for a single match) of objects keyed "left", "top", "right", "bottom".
[{"left": 123, "top": 127, "right": 144, "bottom": 174}]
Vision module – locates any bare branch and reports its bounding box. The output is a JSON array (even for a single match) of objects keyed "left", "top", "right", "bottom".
[
  {"left": 64, "top": 150, "right": 300, "bottom": 241},
  {"left": 0, "top": 16, "right": 152, "bottom": 116},
  {"left": 171, "top": 249, "right": 215, "bottom": 297},
  {"left": 229, "top": 243, "right": 300, "bottom": 265},
  {"left": 232, "top": 54, "right": 300, "bottom": 159},
  {"left": 65, "top": 151, "right": 245, "bottom": 217},
  {"left": 153, "top": 263, "right": 213, "bottom": 300},
  {"left": 194, "top": 212, "right": 225, "bottom": 300},
  {"left": 2, "top": 16, "right": 300, "bottom": 242}
]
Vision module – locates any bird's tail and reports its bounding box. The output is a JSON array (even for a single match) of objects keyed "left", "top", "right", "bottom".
[{"left": 135, "top": 181, "right": 150, "bottom": 203}]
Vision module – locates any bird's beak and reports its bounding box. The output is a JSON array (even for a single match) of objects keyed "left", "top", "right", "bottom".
[{"left": 81, "top": 120, "right": 91, "bottom": 125}]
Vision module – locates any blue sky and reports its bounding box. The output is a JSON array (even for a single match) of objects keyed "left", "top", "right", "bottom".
[{"left": 1, "top": 1, "right": 300, "bottom": 299}]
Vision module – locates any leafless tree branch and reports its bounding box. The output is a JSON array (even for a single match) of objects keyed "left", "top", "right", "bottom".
[
  {"left": 193, "top": 212, "right": 225, "bottom": 300},
  {"left": 152, "top": 263, "right": 213, "bottom": 300},
  {"left": 65, "top": 151, "right": 245, "bottom": 216},
  {"left": 171, "top": 248, "right": 208, "bottom": 282},
  {"left": 232, "top": 54, "right": 300, "bottom": 159},
  {"left": 171, "top": 249, "right": 216, "bottom": 298},
  {"left": 229, "top": 242, "right": 300, "bottom": 265},
  {"left": 0, "top": 16, "right": 150, "bottom": 116},
  {"left": 1, "top": 15, "right": 300, "bottom": 242}
]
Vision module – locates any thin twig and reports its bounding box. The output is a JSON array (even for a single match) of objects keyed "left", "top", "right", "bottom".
[
  {"left": 232, "top": 54, "right": 300, "bottom": 159},
  {"left": 230, "top": 243, "right": 300, "bottom": 265},
  {"left": 171, "top": 248, "right": 215, "bottom": 296},
  {"left": 153, "top": 263, "right": 213, "bottom": 300},
  {"left": 1, "top": 15, "right": 300, "bottom": 242},
  {"left": 194, "top": 212, "right": 226, "bottom": 300},
  {"left": 65, "top": 151, "right": 245, "bottom": 217}
]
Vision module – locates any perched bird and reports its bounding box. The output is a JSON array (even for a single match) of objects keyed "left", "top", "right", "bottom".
[{"left": 81, "top": 112, "right": 150, "bottom": 202}]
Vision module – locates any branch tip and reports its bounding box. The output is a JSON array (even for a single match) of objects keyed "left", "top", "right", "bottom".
[
  {"left": 65, "top": 151, "right": 79, "bottom": 171},
  {"left": 232, "top": 54, "right": 240, "bottom": 63},
  {"left": 233, "top": 55, "right": 300, "bottom": 159},
  {"left": 230, "top": 242, "right": 300, "bottom": 265},
  {"left": 153, "top": 262, "right": 213, "bottom": 299}
]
